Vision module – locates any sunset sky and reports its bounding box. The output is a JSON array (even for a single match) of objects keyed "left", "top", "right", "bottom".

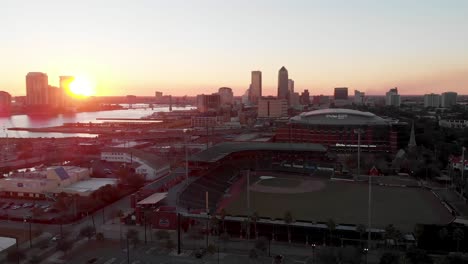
[{"left": 1, "top": 0, "right": 468, "bottom": 97}]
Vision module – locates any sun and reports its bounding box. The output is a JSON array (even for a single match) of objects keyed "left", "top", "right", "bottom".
[{"left": 69, "top": 76, "right": 95, "bottom": 97}]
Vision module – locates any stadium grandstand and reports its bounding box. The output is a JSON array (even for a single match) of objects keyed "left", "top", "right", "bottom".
[{"left": 178, "top": 142, "right": 332, "bottom": 212}]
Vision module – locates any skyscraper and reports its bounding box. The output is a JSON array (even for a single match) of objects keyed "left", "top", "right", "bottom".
[
  {"left": 218, "top": 87, "right": 233, "bottom": 105},
  {"left": 250, "top": 71, "right": 262, "bottom": 105},
  {"left": 441, "top": 92, "right": 457, "bottom": 108},
  {"left": 26, "top": 72, "right": 49, "bottom": 105},
  {"left": 385, "top": 88, "right": 401, "bottom": 107},
  {"left": 288, "top": 79, "right": 294, "bottom": 93},
  {"left": 424, "top": 93, "right": 441, "bottom": 108},
  {"left": 354, "top": 90, "right": 365, "bottom": 105},
  {"left": 277, "top": 66, "right": 289, "bottom": 99},
  {"left": 334, "top": 87, "right": 348, "bottom": 100}
]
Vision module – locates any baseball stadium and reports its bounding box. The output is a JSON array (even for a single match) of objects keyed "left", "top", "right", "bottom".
[{"left": 180, "top": 141, "right": 454, "bottom": 234}]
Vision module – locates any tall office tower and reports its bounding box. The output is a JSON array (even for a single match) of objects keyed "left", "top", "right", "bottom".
[
  {"left": 385, "top": 87, "right": 401, "bottom": 107},
  {"left": 196, "top": 94, "right": 221, "bottom": 113},
  {"left": 424, "top": 93, "right": 441, "bottom": 108},
  {"left": 155, "top": 91, "right": 163, "bottom": 98},
  {"left": 249, "top": 71, "right": 262, "bottom": 105},
  {"left": 26, "top": 72, "right": 49, "bottom": 105},
  {"left": 354, "top": 90, "right": 365, "bottom": 105},
  {"left": 334, "top": 87, "right": 348, "bottom": 100},
  {"left": 277, "top": 66, "right": 289, "bottom": 99},
  {"left": 300, "top": 89, "right": 310, "bottom": 105},
  {"left": 59, "top": 76, "right": 75, "bottom": 107},
  {"left": 0, "top": 91, "right": 12, "bottom": 113},
  {"left": 218, "top": 87, "right": 234, "bottom": 105},
  {"left": 441, "top": 92, "right": 458, "bottom": 108},
  {"left": 288, "top": 79, "right": 294, "bottom": 93},
  {"left": 258, "top": 97, "right": 288, "bottom": 118}
]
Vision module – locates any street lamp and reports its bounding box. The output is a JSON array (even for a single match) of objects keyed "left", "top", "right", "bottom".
[
  {"left": 354, "top": 128, "right": 371, "bottom": 250},
  {"left": 24, "top": 217, "right": 32, "bottom": 248},
  {"left": 363, "top": 247, "right": 369, "bottom": 263},
  {"left": 311, "top": 243, "right": 316, "bottom": 264},
  {"left": 183, "top": 129, "right": 190, "bottom": 180}
]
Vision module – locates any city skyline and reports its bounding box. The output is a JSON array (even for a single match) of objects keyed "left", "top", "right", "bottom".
[{"left": 1, "top": 1, "right": 468, "bottom": 96}]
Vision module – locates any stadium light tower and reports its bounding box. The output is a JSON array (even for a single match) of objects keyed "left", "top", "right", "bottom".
[{"left": 354, "top": 128, "right": 371, "bottom": 250}]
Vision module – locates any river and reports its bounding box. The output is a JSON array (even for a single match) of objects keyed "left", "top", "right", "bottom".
[{"left": 0, "top": 105, "right": 195, "bottom": 138}]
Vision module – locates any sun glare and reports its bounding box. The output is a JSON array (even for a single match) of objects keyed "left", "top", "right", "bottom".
[{"left": 69, "top": 77, "right": 95, "bottom": 97}]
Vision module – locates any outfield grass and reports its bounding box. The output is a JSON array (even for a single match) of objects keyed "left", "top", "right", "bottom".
[{"left": 225, "top": 178, "right": 453, "bottom": 232}]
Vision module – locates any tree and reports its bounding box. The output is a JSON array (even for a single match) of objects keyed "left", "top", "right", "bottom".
[
  {"left": 6, "top": 248, "right": 25, "bottom": 263},
  {"left": 56, "top": 239, "right": 73, "bottom": 256},
  {"left": 356, "top": 224, "right": 366, "bottom": 247},
  {"left": 96, "top": 232, "right": 105, "bottom": 241},
  {"left": 405, "top": 247, "right": 433, "bottom": 264},
  {"left": 384, "top": 224, "right": 401, "bottom": 247},
  {"left": 326, "top": 218, "right": 336, "bottom": 245},
  {"left": 284, "top": 211, "right": 293, "bottom": 243},
  {"left": 413, "top": 224, "right": 425, "bottom": 246},
  {"left": 210, "top": 215, "right": 219, "bottom": 236},
  {"left": 127, "top": 228, "right": 140, "bottom": 248},
  {"left": 79, "top": 225, "right": 96, "bottom": 240},
  {"left": 379, "top": 252, "right": 400, "bottom": 264},
  {"left": 453, "top": 228, "right": 464, "bottom": 252},
  {"left": 439, "top": 227, "right": 449, "bottom": 249}
]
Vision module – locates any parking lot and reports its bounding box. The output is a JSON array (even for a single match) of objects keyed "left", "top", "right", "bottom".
[{"left": 0, "top": 198, "right": 56, "bottom": 221}]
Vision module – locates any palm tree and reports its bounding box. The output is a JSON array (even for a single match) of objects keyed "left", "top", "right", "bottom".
[
  {"left": 356, "top": 224, "right": 366, "bottom": 247},
  {"left": 326, "top": 219, "right": 336, "bottom": 246},
  {"left": 251, "top": 212, "right": 259, "bottom": 239},
  {"left": 453, "top": 228, "right": 464, "bottom": 252},
  {"left": 284, "top": 211, "right": 293, "bottom": 243}
]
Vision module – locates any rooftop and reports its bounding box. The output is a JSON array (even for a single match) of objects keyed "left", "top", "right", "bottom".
[
  {"left": 102, "top": 147, "right": 168, "bottom": 169},
  {"left": 189, "top": 142, "right": 327, "bottom": 163},
  {"left": 290, "top": 108, "right": 390, "bottom": 126},
  {"left": 55, "top": 178, "right": 117, "bottom": 195}
]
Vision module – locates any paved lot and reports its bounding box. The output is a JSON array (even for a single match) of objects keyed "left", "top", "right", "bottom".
[
  {"left": 0, "top": 198, "right": 55, "bottom": 220},
  {"left": 225, "top": 174, "right": 454, "bottom": 232}
]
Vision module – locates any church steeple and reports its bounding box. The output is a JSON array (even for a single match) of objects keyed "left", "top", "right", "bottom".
[{"left": 408, "top": 122, "right": 417, "bottom": 149}]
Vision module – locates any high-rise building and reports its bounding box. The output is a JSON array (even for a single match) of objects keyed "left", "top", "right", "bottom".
[
  {"left": 354, "top": 90, "right": 365, "bottom": 105},
  {"left": 59, "top": 76, "right": 74, "bottom": 107},
  {"left": 258, "top": 97, "right": 288, "bottom": 118},
  {"left": 249, "top": 71, "right": 262, "bottom": 105},
  {"left": 288, "top": 79, "right": 294, "bottom": 93},
  {"left": 300, "top": 90, "right": 310, "bottom": 105},
  {"left": 289, "top": 92, "right": 300, "bottom": 107},
  {"left": 277, "top": 66, "right": 289, "bottom": 99},
  {"left": 197, "top": 94, "right": 221, "bottom": 113},
  {"left": 385, "top": 88, "right": 401, "bottom": 107},
  {"left": 48, "top": 85, "right": 61, "bottom": 107},
  {"left": 218, "top": 87, "right": 233, "bottom": 105},
  {"left": 26, "top": 72, "right": 49, "bottom": 105},
  {"left": 441, "top": 92, "right": 457, "bottom": 108},
  {"left": 0, "top": 91, "right": 12, "bottom": 113},
  {"left": 424, "top": 93, "right": 441, "bottom": 108},
  {"left": 334, "top": 87, "right": 348, "bottom": 100},
  {"left": 155, "top": 91, "right": 163, "bottom": 98}
]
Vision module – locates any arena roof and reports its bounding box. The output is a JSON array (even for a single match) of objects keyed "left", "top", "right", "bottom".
[
  {"left": 290, "top": 108, "right": 390, "bottom": 126},
  {"left": 189, "top": 142, "right": 327, "bottom": 163}
]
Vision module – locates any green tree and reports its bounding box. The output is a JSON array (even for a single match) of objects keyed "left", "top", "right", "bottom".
[
  {"left": 453, "top": 228, "right": 464, "bottom": 252},
  {"left": 79, "top": 225, "right": 96, "bottom": 240},
  {"left": 405, "top": 247, "right": 433, "bottom": 264},
  {"left": 326, "top": 218, "right": 336, "bottom": 246},
  {"left": 284, "top": 211, "right": 293, "bottom": 243},
  {"left": 96, "top": 232, "right": 105, "bottom": 241}
]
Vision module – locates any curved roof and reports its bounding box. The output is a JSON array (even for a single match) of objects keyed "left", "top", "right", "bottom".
[{"left": 290, "top": 108, "right": 390, "bottom": 126}]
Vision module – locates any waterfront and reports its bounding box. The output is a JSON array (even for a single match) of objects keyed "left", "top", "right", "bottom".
[{"left": 0, "top": 105, "right": 194, "bottom": 138}]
